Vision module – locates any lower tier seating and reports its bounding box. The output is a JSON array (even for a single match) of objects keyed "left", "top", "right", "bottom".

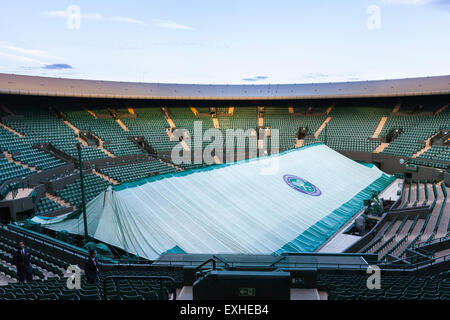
[{"left": 318, "top": 270, "right": 450, "bottom": 300}]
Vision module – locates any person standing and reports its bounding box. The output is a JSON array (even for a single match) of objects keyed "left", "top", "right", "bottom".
[
  {"left": 85, "top": 249, "right": 100, "bottom": 284},
  {"left": 12, "top": 241, "right": 33, "bottom": 283}
]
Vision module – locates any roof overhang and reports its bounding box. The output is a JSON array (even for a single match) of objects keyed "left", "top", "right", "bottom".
[{"left": 0, "top": 73, "right": 449, "bottom": 100}]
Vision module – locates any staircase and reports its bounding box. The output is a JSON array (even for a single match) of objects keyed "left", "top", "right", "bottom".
[
  {"left": 45, "top": 192, "right": 72, "bottom": 208},
  {"left": 0, "top": 122, "right": 25, "bottom": 137},
  {"left": 373, "top": 142, "right": 389, "bottom": 153},
  {"left": 3, "top": 151, "right": 39, "bottom": 172},
  {"left": 93, "top": 169, "right": 119, "bottom": 185},
  {"left": 165, "top": 115, "right": 190, "bottom": 151},
  {"left": 166, "top": 118, "right": 176, "bottom": 129},
  {"left": 91, "top": 133, "right": 116, "bottom": 158},
  {"left": 288, "top": 106, "right": 294, "bottom": 114},
  {"left": 412, "top": 144, "right": 432, "bottom": 159},
  {"left": 62, "top": 120, "right": 115, "bottom": 157},
  {"left": 86, "top": 109, "right": 97, "bottom": 118},
  {"left": 158, "top": 158, "right": 184, "bottom": 171},
  {"left": 372, "top": 116, "right": 388, "bottom": 138},
  {"left": 411, "top": 132, "right": 440, "bottom": 159},
  {"left": 314, "top": 117, "right": 332, "bottom": 139},
  {"left": 325, "top": 104, "right": 334, "bottom": 115},
  {"left": 115, "top": 119, "right": 129, "bottom": 131},
  {"left": 434, "top": 103, "right": 449, "bottom": 116},
  {"left": 258, "top": 117, "right": 264, "bottom": 127},
  {"left": 190, "top": 107, "right": 199, "bottom": 116},
  {"left": 392, "top": 102, "right": 401, "bottom": 114}
]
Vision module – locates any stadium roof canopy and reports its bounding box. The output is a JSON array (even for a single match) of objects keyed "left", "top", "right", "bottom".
[{"left": 0, "top": 73, "right": 449, "bottom": 100}]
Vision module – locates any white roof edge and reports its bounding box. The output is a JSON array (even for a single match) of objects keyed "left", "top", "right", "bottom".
[{"left": 0, "top": 73, "right": 449, "bottom": 100}]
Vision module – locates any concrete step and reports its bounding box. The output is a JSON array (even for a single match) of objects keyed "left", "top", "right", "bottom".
[
  {"left": 212, "top": 118, "right": 220, "bottom": 128},
  {"left": 392, "top": 102, "right": 401, "bottom": 114},
  {"left": 288, "top": 106, "right": 294, "bottom": 114},
  {"left": 3, "top": 151, "right": 39, "bottom": 172},
  {"left": 325, "top": 104, "right": 334, "bottom": 115},
  {"left": 0, "top": 122, "right": 24, "bottom": 137},
  {"left": 116, "top": 119, "right": 129, "bottom": 131},
  {"left": 159, "top": 159, "right": 184, "bottom": 171},
  {"left": 314, "top": 117, "right": 332, "bottom": 138},
  {"left": 190, "top": 107, "right": 199, "bottom": 116},
  {"left": 93, "top": 169, "right": 119, "bottom": 185},
  {"left": 411, "top": 131, "right": 440, "bottom": 159},
  {"left": 434, "top": 103, "right": 449, "bottom": 115},
  {"left": 373, "top": 142, "right": 389, "bottom": 153},
  {"left": 372, "top": 116, "right": 388, "bottom": 138},
  {"left": 45, "top": 192, "right": 73, "bottom": 208}
]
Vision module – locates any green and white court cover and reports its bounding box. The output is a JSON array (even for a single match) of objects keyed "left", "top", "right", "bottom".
[{"left": 35, "top": 143, "right": 394, "bottom": 260}]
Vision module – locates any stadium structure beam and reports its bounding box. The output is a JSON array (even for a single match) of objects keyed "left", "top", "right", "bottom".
[{"left": 76, "top": 143, "right": 89, "bottom": 240}]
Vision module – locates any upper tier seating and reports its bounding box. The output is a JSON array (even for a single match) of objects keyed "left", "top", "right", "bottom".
[
  {"left": 65, "top": 110, "right": 143, "bottom": 157},
  {"left": 381, "top": 108, "right": 449, "bottom": 157},
  {"left": 120, "top": 108, "right": 179, "bottom": 153},
  {"left": 2, "top": 107, "right": 110, "bottom": 161},
  {"left": 0, "top": 127, "right": 65, "bottom": 171},
  {"left": 264, "top": 106, "right": 326, "bottom": 150},
  {"left": 317, "top": 105, "right": 392, "bottom": 152},
  {"left": 55, "top": 173, "right": 111, "bottom": 208}
]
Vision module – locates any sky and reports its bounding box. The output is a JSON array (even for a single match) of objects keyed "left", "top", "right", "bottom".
[{"left": 0, "top": 0, "right": 449, "bottom": 84}]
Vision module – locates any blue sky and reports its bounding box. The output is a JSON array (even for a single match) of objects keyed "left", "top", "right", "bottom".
[{"left": 0, "top": 0, "right": 449, "bottom": 84}]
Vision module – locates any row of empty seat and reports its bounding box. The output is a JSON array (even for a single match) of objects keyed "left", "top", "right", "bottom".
[{"left": 99, "top": 159, "right": 178, "bottom": 183}]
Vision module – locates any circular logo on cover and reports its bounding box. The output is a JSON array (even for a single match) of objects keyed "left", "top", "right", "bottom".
[{"left": 283, "top": 174, "right": 322, "bottom": 196}]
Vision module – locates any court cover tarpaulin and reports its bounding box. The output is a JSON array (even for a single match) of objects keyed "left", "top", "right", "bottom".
[{"left": 35, "top": 143, "right": 394, "bottom": 260}]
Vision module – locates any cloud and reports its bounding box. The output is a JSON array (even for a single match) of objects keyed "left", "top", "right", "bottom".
[
  {"left": 303, "top": 73, "right": 330, "bottom": 79},
  {"left": 154, "top": 20, "right": 194, "bottom": 30},
  {"left": 0, "top": 51, "right": 47, "bottom": 65},
  {"left": 43, "top": 10, "right": 103, "bottom": 20},
  {"left": 43, "top": 64, "right": 73, "bottom": 70},
  {"left": 110, "top": 16, "right": 146, "bottom": 26},
  {"left": 2, "top": 44, "right": 62, "bottom": 60},
  {"left": 43, "top": 10, "right": 147, "bottom": 26},
  {"left": 242, "top": 76, "right": 269, "bottom": 82}
]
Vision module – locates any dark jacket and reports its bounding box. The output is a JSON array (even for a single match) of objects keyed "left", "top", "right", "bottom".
[
  {"left": 12, "top": 248, "right": 33, "bottom": 272},
  {"left": 85, "top": 257, "right": 100, "bottom": 282}
]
